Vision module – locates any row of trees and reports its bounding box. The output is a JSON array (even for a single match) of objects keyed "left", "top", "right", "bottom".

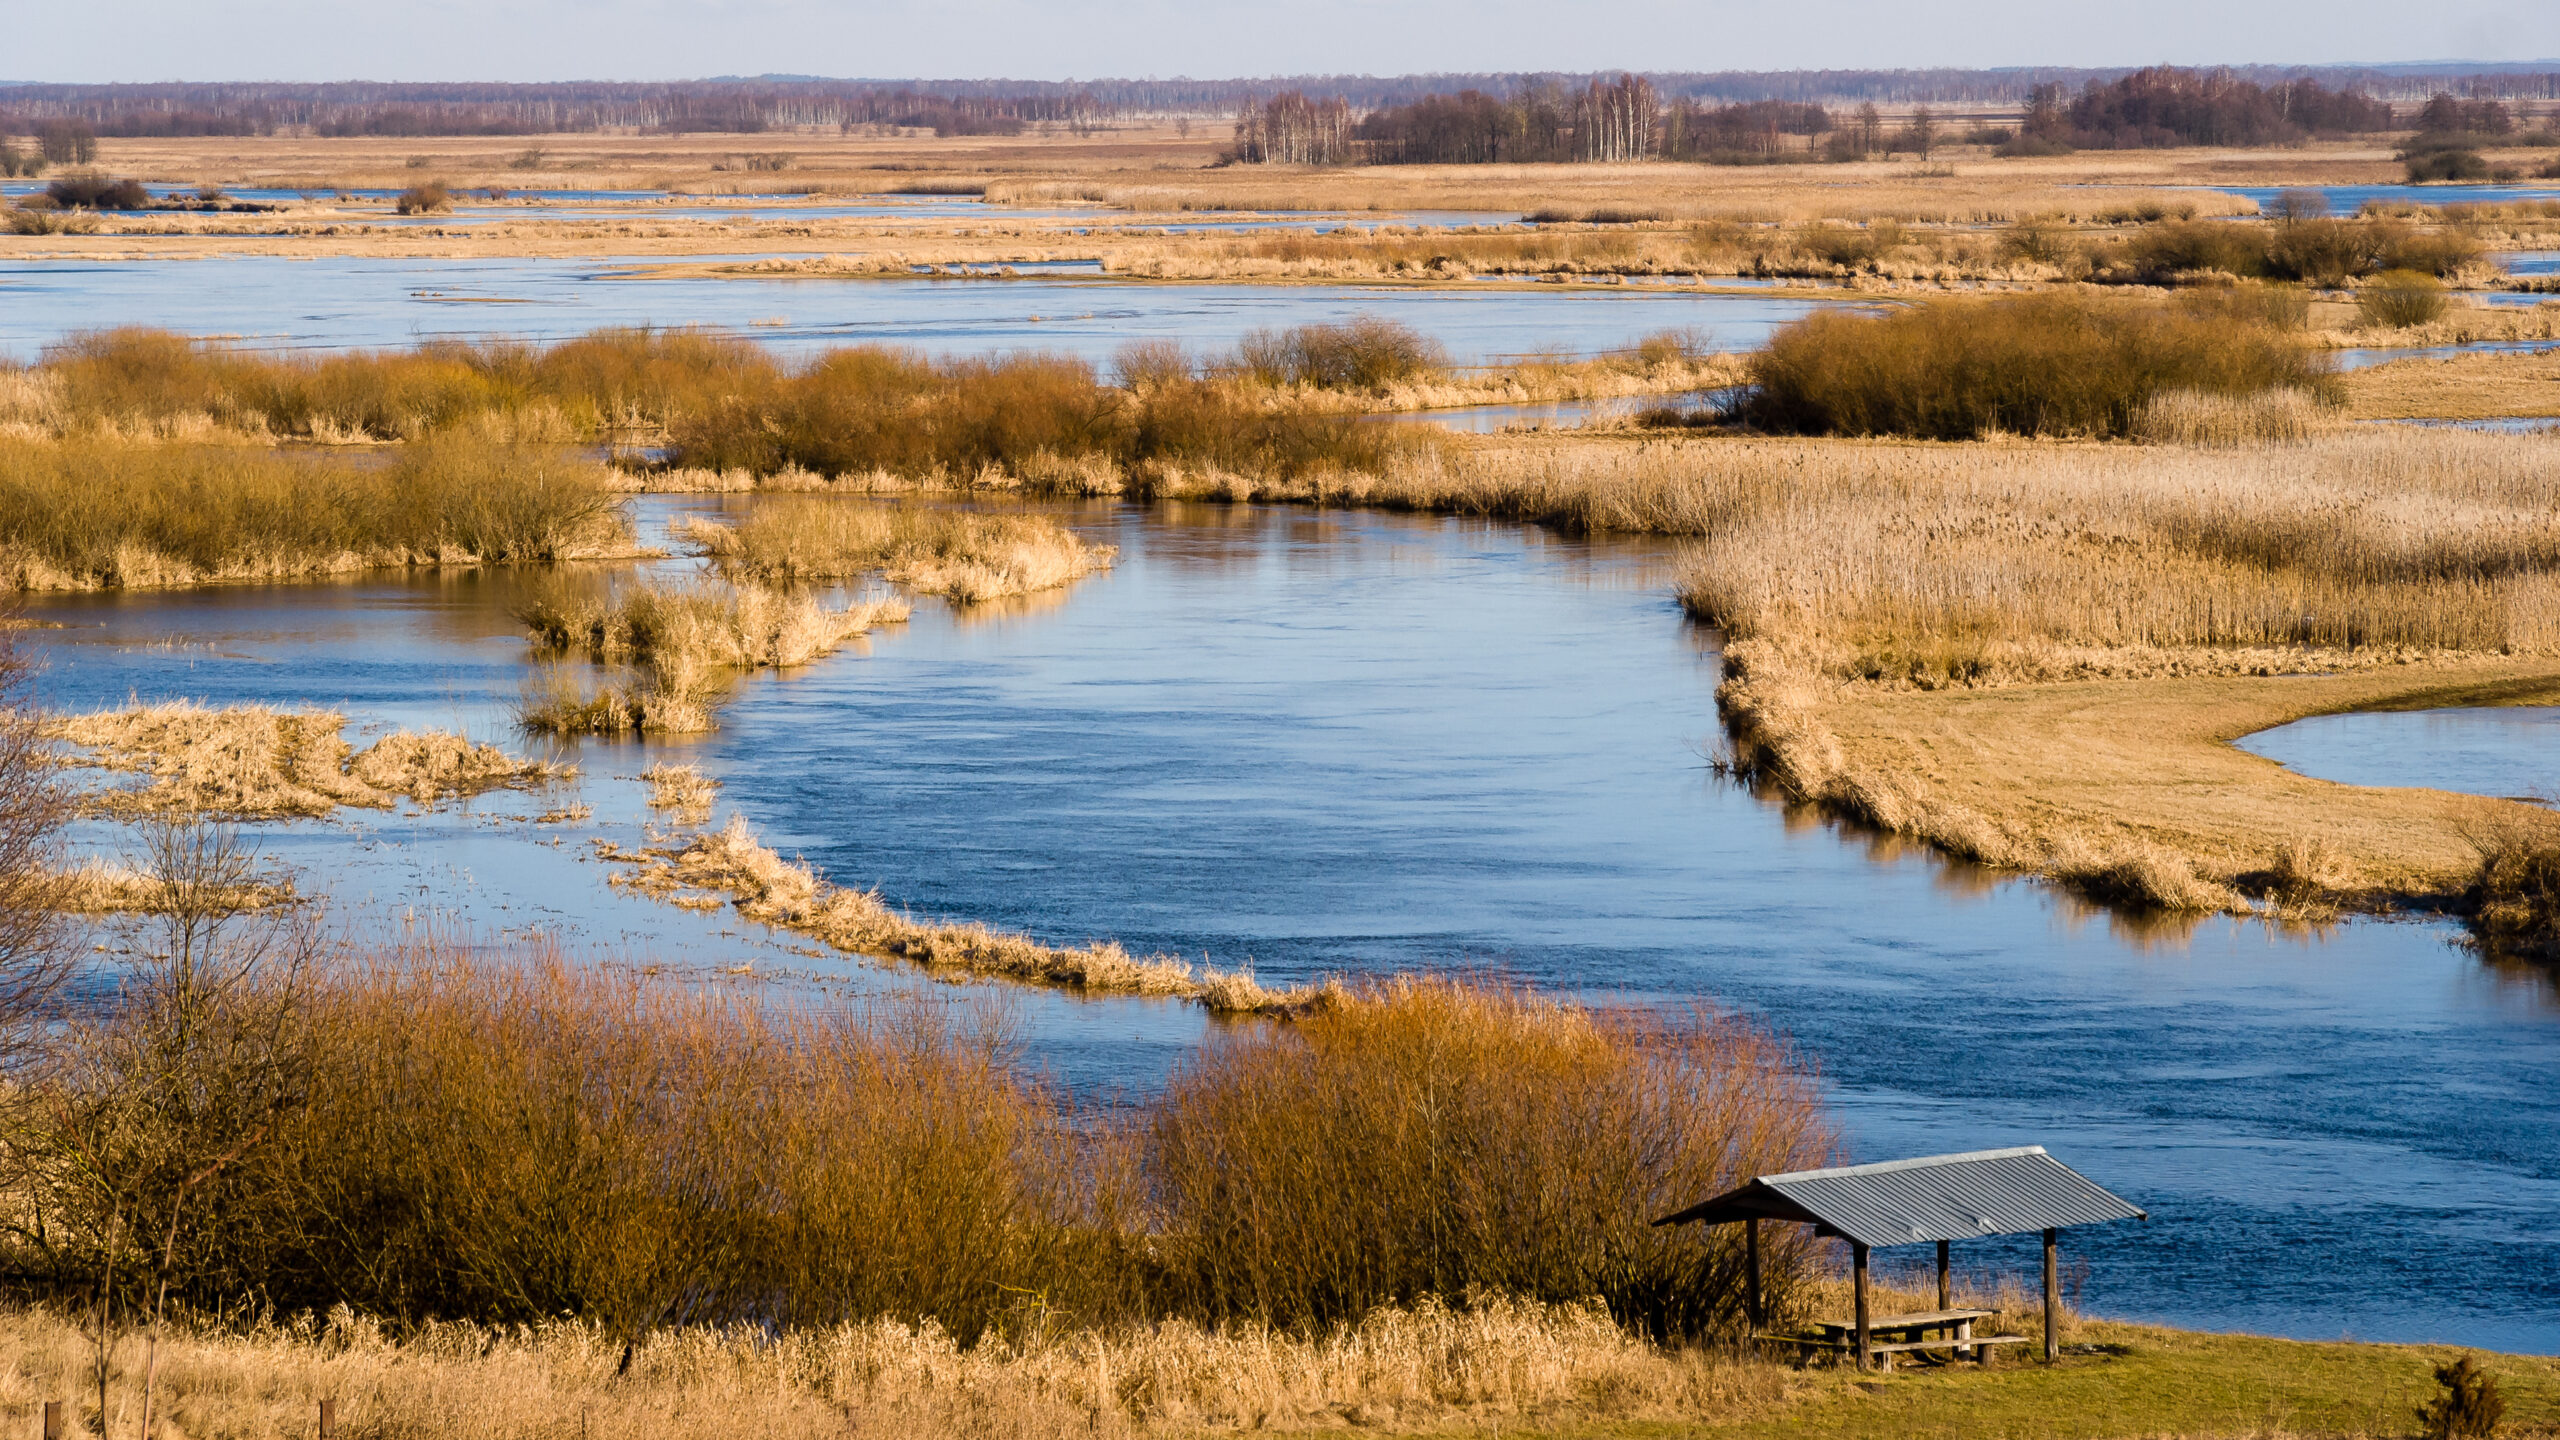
[
  {"left": 1241, "top": 67, "right": 2415, "bottom": 166},
  {"left": 1250, "top": 84, "right": 1948, "bottom": 166},
  {"left": 2019, "top": 69, "right": 2401, "bottom": 150}
]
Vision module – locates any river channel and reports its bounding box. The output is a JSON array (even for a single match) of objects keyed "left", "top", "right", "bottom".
[{"left": 24, "top": 494, "right": 2560, "bottom": 1355}]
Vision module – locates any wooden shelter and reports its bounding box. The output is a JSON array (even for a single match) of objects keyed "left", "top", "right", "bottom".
[{"left": 1654, "top": 1145, "right": 2145, "bottom": 1370}]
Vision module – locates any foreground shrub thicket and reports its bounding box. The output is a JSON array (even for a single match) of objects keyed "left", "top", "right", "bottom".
[
  {"left": 18, "top": 948, "right": 1829, "bottom": 1348},
  {"left": 1737, "top": 292, "right": 2339, "bottom": 440}
]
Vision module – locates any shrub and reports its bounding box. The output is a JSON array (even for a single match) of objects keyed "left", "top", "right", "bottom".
[
  {"left": 2466, "top": 817, "right": 2560, "bottom": 966},
  {"left": 2408, "top": 148, "right": 2492, "bottom": 183},
  {"left": 2120, "top": 218, "right": 2267, "bottom": 279},
  {"left": 1228, "top": 316, "right": 1444, "bottom": 390},
  {"left": 45, "top": 171, "right": 150, "bottom": 210},
  {"left": 1147, "top": 977, "right": 1833, "bottom": 1340},
  {"left": 2357, "top": 270, "right": 2450, "bottom": 329},
  {"left": 1737, "top": 292, "right": 2337, "bottom": 440},
  {"left": 2418, "top": 1356, "right": 2507, "bottom": 1440},
  {"left": 395, "top": 181, "right": 451, "bottom": 214}
]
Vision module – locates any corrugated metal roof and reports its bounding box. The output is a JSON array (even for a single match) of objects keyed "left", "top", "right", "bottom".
[{"left": 1656, "top": 1145, "right": 2145, "bottom": 1249}]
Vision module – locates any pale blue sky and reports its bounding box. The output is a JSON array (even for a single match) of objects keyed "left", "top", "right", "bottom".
[{"left": 10, "top": 0, "right": 2558, "bottom": 85}]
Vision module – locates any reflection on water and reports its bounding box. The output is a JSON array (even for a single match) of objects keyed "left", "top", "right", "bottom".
[
  {"left": 21, "top": 496, "right": 2560, "bottom": 1354},
  {"left": 0, "top": 257, "right": 1834, "bottom": 363},
  {"left": 2240, "top": 706, "right": 2560, "bottom": 803},
  {"left": 2333, "top": 338, "right": 2560, "bottom": 370},
  {"left": 2214, "top": 183, "right": 2560, "bottom": 212},
  {"left": 1378, "top": 387, "right": 1734, "bottom": 432}
]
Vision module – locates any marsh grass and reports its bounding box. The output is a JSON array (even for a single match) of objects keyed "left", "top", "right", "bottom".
[
  {"left": 595, "top": 814, "right": 1287, "bottom": 1007},
  {"left": 515, "top": 578, "right": 910, "bottom": 735},
  {"left": 677, "top": 503, "right": 1113, "bottom": 602},
  {"left": 49, "top": 703, "right": 570, "bottom": 818},
  {"left": 0, "top": 433, "right": 630, "bottom": 591},
  {"left": 0, "top": 1292, "right": 1784, "bottom": 1439},
  {"left": 47, "top": 858, "right": 294, "bottom": 914},
  {"left": 1737, "top": 292, "right": 2339, "bottom": 439}
]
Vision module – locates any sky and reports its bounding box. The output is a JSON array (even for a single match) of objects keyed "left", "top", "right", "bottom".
[{"left": 7, "top": 0, "right": 2559, "bottom": 84}]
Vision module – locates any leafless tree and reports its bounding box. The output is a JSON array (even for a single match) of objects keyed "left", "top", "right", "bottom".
[{"left": 0, "top": 632, "right": 71, "bottom": 1061}]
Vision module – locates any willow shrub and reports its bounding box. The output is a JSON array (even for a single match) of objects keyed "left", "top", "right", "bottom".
[
  {"left": 1147, "top": 976, "right": 1834, "bottom": 1341},
  {"left": 1738, "top": 291, "right": 2338, "bottom": 440}
]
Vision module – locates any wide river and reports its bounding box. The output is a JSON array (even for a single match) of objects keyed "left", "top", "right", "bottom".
[
  {"left": 0, "top": 256, "right": 1827, "bottom": 363},
  {"left": 27, "top": 496, "right": 2560, "bottom": 1355}
]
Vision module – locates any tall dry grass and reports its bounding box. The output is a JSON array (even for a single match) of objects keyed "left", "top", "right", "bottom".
[
  {"left": 595, "top": 813, "right": 1284, "bottom": 1006},
  {"left": 514, "top": 578, "right": 910, "bottom": 735},
  {"left": 0, "top": 1293, "right": 1783, "bottom": 1438},
  {"left": 49, "top": 703, "right": 570, "bottom": 818},
  {"left": 1736, "top": 291, "right": 2339, "bottom": 440},
  {"left": 677, "top": 503, "right": 1114, "bottom": 602},
  {"left": 0, "top": 433, "right": 629, "bottom": 590}
]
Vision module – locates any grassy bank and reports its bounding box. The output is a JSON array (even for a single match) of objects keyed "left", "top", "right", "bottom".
[{"left": 2, "top": 1281, "right": 2551, "bottom": 1438}]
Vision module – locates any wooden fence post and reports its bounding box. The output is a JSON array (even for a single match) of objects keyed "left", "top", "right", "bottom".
[
  {"left": 41, "top": 1400, "right": 62, "bottom": 1440},
  {"left": 319, "top": 1398, "right": 337, "bottom": 1440}
]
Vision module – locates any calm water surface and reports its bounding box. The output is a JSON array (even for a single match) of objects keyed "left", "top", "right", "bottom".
[
  {"left": 2242, "top": 707, "right": 2560, "bottom": 802},
  {"left": 25, "top": 497, "right": 2560, "bottom": 1354},
  {"left": 0, "top": 257, "right": 1830, "bottom": 362}
]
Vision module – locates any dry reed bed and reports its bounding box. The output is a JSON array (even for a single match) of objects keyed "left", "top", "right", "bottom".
[
  {"left": 516, "top": 579, "right": 911, "bottom": 735},
  {"left": 0, "top": 1295, "right": 1787, "bottom": 1439},
  {"left": 48, "top": 702, "right": 570, "bottom": 818},
  {"left": 595, "top": 814, "right": 1291, "bottom": 1009},
  {"left": 0, "top": 432, "right": 632, "bottom": 591},
  {"left": 676, "top": 503, "right": 1114, "bottom": 602},
  {"left": 45, "top": 857, "right": 294, "bottom": 914}
]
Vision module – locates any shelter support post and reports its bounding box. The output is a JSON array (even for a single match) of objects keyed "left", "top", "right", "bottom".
[
  {"left": 1852, "top": 1240, "right": 1871, "bottom": 1371},
  {"left": 1935, "top": 1239, "right": 1950, "bottom": 1310},
  {"left": 1745, "top": 1217, "right": 1763, "bottom": 1333},
  {"left": 2042, "top": 1227, "right": 2059, "bottom": 1363}
]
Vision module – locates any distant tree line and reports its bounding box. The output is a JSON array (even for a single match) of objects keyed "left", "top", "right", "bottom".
[
  {"left": 0, "top": 67, "right": 2553, "bottom": 140},
  {"left": 2010, "top": 68, "right": 2399, "bottom": 151}
]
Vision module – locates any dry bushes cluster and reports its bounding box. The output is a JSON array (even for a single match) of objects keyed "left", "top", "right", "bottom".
[
  {"left": 515, "top": 579, "right": 910, "bottom": 735},
  {"left": 677, "top": 503, "right": 1114, "bottom": 602},
  {"left": 1735, "top": 292, "right": 2340, "bottom": 440},
  {"left": 2, "top": 946, "right": 1827, "bottom": 1435},
  {"left": 0, "top": 433, "right": 630, "bottom": 591},
  {"left": 49, "top": 703, "right": 569, "bottom": 818},
  {"left": 2465, "top": 812, "right": 2560, "bottom": 964},
  {"left": 4, "top": 328, "right": 1417, "bottom": 489}
]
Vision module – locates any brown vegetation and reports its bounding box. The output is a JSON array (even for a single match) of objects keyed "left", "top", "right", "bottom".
[
  {"left": 594, "top": 814, "right": 1287, "bottom": 1007},
  {"left": 0, "top": 432, "right": 632, "bottom": 591},
  {"left": 676, "top": 502, "right": 1113, "bottom": 602},
  {"left": 1736, "top": 291, "right": 2338, "bottom": 439},
  {"left": 514, "top": 578, "right": 910, "bottom": 735},
  {"left": 50, "top": 703, "right": 571, "bottom": 818},
  {"left": 6, "top": 944, "right": 1826, "bottom": 1408}
]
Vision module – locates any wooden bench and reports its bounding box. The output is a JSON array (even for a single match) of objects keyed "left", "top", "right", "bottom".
[{"left": 1756, "top": 1309, "right": 2033, "bottom": 1370}]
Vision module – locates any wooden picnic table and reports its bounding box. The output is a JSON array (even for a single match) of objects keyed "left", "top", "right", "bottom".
[{"left": 1760, "top": 1308, "right": 2032, "bottom": 1371}]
